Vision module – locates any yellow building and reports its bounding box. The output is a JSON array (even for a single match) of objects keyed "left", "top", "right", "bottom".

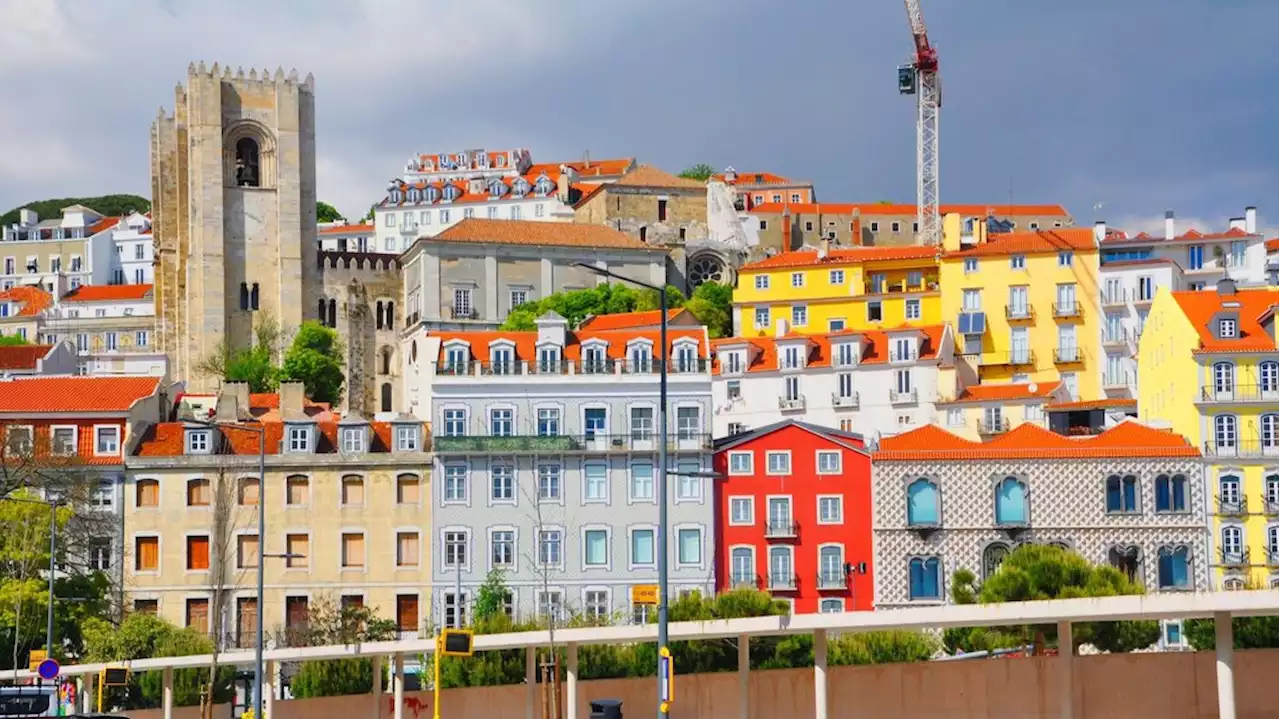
[
  {"left": 934, "top": 379, "right": 1069, "bottom": 439},
  {"left": 938, "top": 215, "right": 1102, "bottom": 402},
  {"left": 1138, "top": 283, "right": 1278, "bottom": 589},
  {"left": 732, "top": 244, "right": 941, "bottom": 336},
  {"left": 125, "top": 383, "right": 432, "bottom": 639}
]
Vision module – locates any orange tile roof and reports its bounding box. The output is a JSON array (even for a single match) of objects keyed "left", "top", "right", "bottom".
[
  {"left": 612, "top": 165, "right": 706, "bottom": 190},
  {"left": 1266, "top": 238, "right": 1278, "bottom": 252},
  {"left": 577, "top": 309, "right": 692, "bottom": 332},
  {"left": 875, "top": 421, "right": 1198, "bottom": 460},
  {"left": 0, "top": 376, "right": 161, "bottom": 413},
  {"left": 711, "top": 324, "right": 946, "bottom": 374},
  {"left": 319, "top": 223, "right": 374, "bottom": 235},
  {"left": 133, "top": 419, "right": 407, "bottom": 457},
  {"left": 739, "top": 246, "right": 938, "bottom": 271},
  {"left": 532, "top": 158, "right": 635, "bottom": 179},
  {"left": 88, "top": 216, "right": 120, "bottom": 235},
  {"left": 61, "top": 284, "right": 153, "bottom": 302},
  {"left": 0, "top": 345, "right": 53, "bottom": 370},
  {"left": 1101, "top": 226, "right": 1259, "bottom": 245},
  {"left": 430, "top": 218, "right": 660, "bottom": 251},
  {"left": 1171, "top": 288, "right": 1278, "bottom": 354},
  {"left": 750, "top": 203, "right": 1070, "bottom": 217},
  {"left": 433, "top": 326, "right": 709, "bottom": 362},
  {"left": 713, "top": 171, "right": 799, "bottom": 186},
  {"left": 749, "top": 202, "right": 856, "bottom": 215},
  {"left": 1046, "top": 398, "right": 1136, "bottom": 411},
  {"left": 940, "top": 381, "right": 1062, "bottom": 404},
  {"left": 944, "top": 228, "right": 1096, "bottom": 258},
  {"left": 0, "top": 286, "right": 53, "bottom": 316}
]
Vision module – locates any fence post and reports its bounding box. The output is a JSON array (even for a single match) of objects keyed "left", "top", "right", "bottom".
[
  {"left": 1057, "top": 620, "right": 1073, "bottom": 719},
  {"left": 814, "top": 629, "right": 828, "bottom": 719},
  {"left": 1215, "top": 611, "right": 1236, "bottom": 719}
]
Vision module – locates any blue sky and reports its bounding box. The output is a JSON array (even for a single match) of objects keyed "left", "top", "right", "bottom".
[{"left": 0, "top": 0, "right": 1275, "bottom": 235}]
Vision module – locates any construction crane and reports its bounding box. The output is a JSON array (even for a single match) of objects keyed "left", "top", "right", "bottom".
[{"left": 898, "top": 0, "right": 941, "bottom": 245}]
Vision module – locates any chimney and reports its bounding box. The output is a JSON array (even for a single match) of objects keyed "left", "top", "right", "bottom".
[
  {"left": 1093, "top": 220, "right": 1107, "bottom": 244},
  {"left": 819, "top": 237, "right": 831, "bottom": 259},
  {"left": 1246, "top": 206, "right": 1257, "bottom": 234},
  {"left": 781, "top": 207, "right": 793, "bottom": 250},
  {"left": 279, "top": 381, "right": 307, "bottom": 420},
  {"left": 1217, "top": 278, "right": 1238, "bottom": 296},
  {"left": 215, "top": 381, "right": 248, "bottom": 422},
  {"left": 1229, "top": 217, "right": 1246, "bottom": 232},
  {"left": 774, "top": 318, "right": 790, "bottom": 338},
  {"left": 18, "top": 208, "right": 37, "bottom": 226},
  {"left": 1164, "top": 210, "right": 1175, "bottom": 240}
]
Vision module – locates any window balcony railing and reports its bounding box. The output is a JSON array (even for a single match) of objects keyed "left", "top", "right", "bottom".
[
  {"left": 978, "top": 418, "right": 1011, "bottom": 435},
  {"left": 982, "top": 351, "right": 1036, "bottom": 368},
  {"left": 1264, "top": 496, "right": 1278, "bottom": 517},
  {"left": 404, "top": 312, "right": 420, "bottom": 328},
  {"left": 437, "top": 359, "right": 710, "bottom": 378},
  {"left": 1133, "top": 292, "right": 1156, "bottom": 305},
  {"left": 816, "top": 572, "right": 847, "bottom": 590},
  {"left": 889, "top": 347, "right": 920, "bottom": 363},
  {"left": 730, "top": 574, "right": 760, "bottom": 590},
  {"left": 432, "top": 432, "right": 713, "bottom": 454},
  {"left": 1197, "top": 384, "right": 1280, "bottom": 404},
  {"left": 1101, "top": 289, "right": 1131, "bottom": 307},
  {"left": 1215, "top": 495, "right": 1248, "bottom": 516},
  {"left": 1217, "top": 547, "right": 1250, "bottom": 568},
  {"left": 1052, "top": 301, "right": 1083, "bottom": 319},
  {"left": 767, "top": 573, "right": 798, "bottom": 591},
  {"left": 1054, "top": 346, "right": 1084, "bottom": 363},
  {"left": 1266, "top": 549, "right": 1279, "bottom": 568},
  {"left": 1005, "top": 305, "right": 1034, "bottom": 321},
  {"left": 889, "top": 388, "right": 918, "bottom": 404},
  {"left": 778, "top": 396, "right": 806, "bottom": 412},
  {"left": 449, "top": 307, "right": 481, "bottom": 320},
  {"left": 764, "top": 520, "right": 799, "bottom": 539},
  {"left": 1102, "top": 374, "right": 1130, "bottom": 390},
  {"left": 1203, "top": 441, "right": 1279, "bottom": 459},
  {"left": 1102, "top": 329, "right": 1135, "bottom": 348},
  {"left": 831, "top": 391, "right": 859, "bottom": 409}
]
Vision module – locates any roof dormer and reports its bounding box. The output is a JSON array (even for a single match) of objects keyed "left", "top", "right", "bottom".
[
  {"left": 184, "top": 425, "right": 216, "bottom": 455},
  {"left": 775, "top": 337, "right": 812, "bottom": 371},
  {"left": 338, "top": 414, "right": 370, "bottom": 454},
  {"left": 886, "top": 328, "right": 924, "bottom": 363},
  {"left": 441, "top": 339, "right": 473, "bottom": 375},
  {"left": 830, "top": 334, "right": 863, "bottom": 368},
  {"left": 671, "top": 337, "right": 702, "bottom": 373},
  {"left": 283, "top": 419, "right": 317, "bottom": 454}
]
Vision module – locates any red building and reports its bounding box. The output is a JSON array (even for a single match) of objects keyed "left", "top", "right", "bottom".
[{"left": 713, "top": 420, "right": 873, "bottom": 614}]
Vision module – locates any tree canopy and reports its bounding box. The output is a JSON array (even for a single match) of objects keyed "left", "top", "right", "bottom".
[
  {"left": 0, "top": 335, "right": 29, "bottom": 346},
  {"left": 286, "top": 596, "right": 398, "bottom": 699},
  {"left": 280, "top": 320, "right": 346, "bottom": 404},
  {"left": 677, "top": 164, "right": 715, "bottom": 182},
  {"left": 316, "top": 201, "right": 342, "bottom": 223},
  {"left": 498, "top": 281, "right": 733, "bottom": 338},
  {"left": 82, "top": 612, "right": 233, "bottom": 709},
  {"left": 0, "top": 194, "right": 151, "bottom": 226}
]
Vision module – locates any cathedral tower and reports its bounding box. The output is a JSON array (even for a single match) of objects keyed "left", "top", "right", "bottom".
[{"left": 151, "top": 63, "right": 319, "bottom": 390}]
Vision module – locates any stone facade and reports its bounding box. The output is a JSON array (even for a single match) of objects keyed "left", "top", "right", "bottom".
[
  {"left": 318, "top": 252, "right": 403, "bottom": 416},
  {"left": 151, "top": 63, "right": 320, "bottom": 391}
]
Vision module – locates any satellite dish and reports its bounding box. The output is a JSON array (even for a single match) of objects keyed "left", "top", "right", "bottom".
[{"left": 1027, "top": 382, "right": 1038, "bottom": 394}]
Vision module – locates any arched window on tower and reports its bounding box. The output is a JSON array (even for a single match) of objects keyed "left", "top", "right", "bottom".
[
  {"left": 318, "top": 298, "right": 327, "bottom": 325},
  {"left": 250, "top": 283, "right": 260, "bottom": 311},
  {"left": 239, "top": 283, "right": 249, "bottom": 311},
  {"left": 235, "top": 137, "right": 261, "bottom": 187},
  {"left": 386, "top": 301, "right": 395, "bottom": 329},
  {"left": 327, "top": 299, "right": 337, "bottom": 328},
  {"left": 376, "top": 301, "right": 385, "bottom": 330},
  {"left": 381, "top": 382, "right": 393, "bottom": 412},
  {"left": 380, "top": 347, "right": 393, "bottom": 375}
]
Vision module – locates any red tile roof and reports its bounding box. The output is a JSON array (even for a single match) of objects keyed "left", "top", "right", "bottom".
[
  {"left": 61, "top": 284, "right": 153, "bottom": 302},
  {"left": 612, "top": 165, "right": 706, "bottom": 190},
  {"left": 750, "top": 203, "right": 1070, "bottom": 217},
  {"left": 531, "top": 158, "right": 635, "bottom": 180},
  {"left": 431, "top": 218, "right": 659, "bottom": 251},
  {"left": 713, "top": 171, "right": 799, "bottom": 186},
  {"left": 577, "top": 309, "right": 693, "bottom": 332},
  {"left": 0, "top": 286, "right": 53, "bottom": 316},
  {"left": 433, "top": 326, "right": 710, "bottom": 363},
  {"left": 940, "top": 381, "right": 1063, "bottom": 404},
  {"left": 1266, "top": 238, "right": 1278, "bottom": 252},
  {"left": 88, "top": 216, "right": 120, "bottom": 235},
  {"left": 875, "top": 421, "right": 1198, "bottom": 460},
  {"left": 711, "top": 324, "right": 946, "bottom": 374},
  {"left": 133, "top": 419, "right": 408, "bottom": 457},
  {"left": 1171, "top": 288, "right": 1278, "bottom": 354},
  {"left": 1101, "top": 226, "right": 1259, "bottom": 245},
  {"left": 319, "top": 223, "right": 374, "bottom": 235},
  {"left": 0, "top": 345, "right": 53, "bottom": 370},
  {"left": 739, "top": 246, "right": 938, "bottom": 271},
  {"left": 0, "top": 376, "right": 161, "bottom": 413},
  {"left": 944, "top": 228, "right": 1096, "bottom": 258}
]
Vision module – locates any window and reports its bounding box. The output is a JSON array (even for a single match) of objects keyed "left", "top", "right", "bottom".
[
  {"left": 536, "top": 407, "right": 561, "bottom": 437},
  {"left": 630, "top": 407, "right": 654, "bottom": 440},
  {"left": 283, "top": 475, "right": 309, "bottom": 506},
  {"left": 791, "top": 272, "right": 804, "bottom": 288},
  {"left": 678, "top": 529, "right": 702, "bottom": 565},
  {"left": 444, "top": 465, "right": 468, "bottom": 503},
  {"left": 1266, "top": 474, "right": 1279, "bottom": 511},
  {"left": 657, "top": 199, "right": 668, "bottom": 221},
  {"left": 754, "top": 307, "right": 769, "bottom": 329},
  {"left": 907, "top": 479, "right": 939, "bottom": 526},
  {"left": 1010, "top": 254, "right": 1026, "bottom": 270},
  {"left": 676, "top": 406, "right": 700, "bottom": 439},
  {"left": 677, "top": 461, "right": 701, "bottom": 500},
  {"left": 1221, "top": 526, "right": 1243, "bottom": 562},
  {"left": 50, "top": 426, "right": 75, "bottom": 455},
  {"left": 89, "top": 539, "right": 111, "bottom": 571},
  {"left": 186, "top": 598, "right": 210, "bottom": 634},
  {"left": 818, "top": 496, "right": 842, "bottom": 523},
  {"left": 1151, "top": 473, "right": 1186, "bottom": 513},
  {"left": 816, "top": 450, "right": 841, "bottom": 474},
  {"left": 754, "top": 275, "right": 769, "bottom": 290},
  {"left": 791, "top": 304, "right": 807, "bottom": 327},
  {"left": 962, "top": 289, "right": 981, "bottom": 311},
  {"left": 1058, "top": 250, "right": 1073, "bottom": 267},
  {"left": 235, "top": 534, "right": 260, "bottom": 569},
  {"left": 1056, "top": 283, "right": 1077, "bottom": 314},
  {"left": 577, "top": 463, "right": 606, "bottom": 502},
  {"left": 538, "top": 464, "right": 561, "bottom": 501},
  {"left": 395, "top": 425, "right": 419, "bottom": 451},
  {"left": 396, "top": 474, "right": 420, "bottom": 505},
  {"left": 1105, "top": 475, "right": 1138, "bottom": 513},
  {"left": 186, "top": 478, "right": 210, "bottom": 507},
  {"left": 95, "top": 426, "right": 120, "bottom": 455},
  {"left": 867, "top": 301, "right": 883, "bottom": 322},
  {"left": 891, "top": 221, "right": 901, "bottom": 233},
  {"left": 186, "top": 535, "right": 210, "bottom": 570},
  {"left": 491, "top": 530, "right": 515, "bottom": 568},
  {"left": 134, "top": 536, "right": 159, "bottom": 571},
  {"left": 490, "top": 408, "right": 513, "bottom": 436},
  {"left": 630, "top": 462, "right": 654, "bottom": 501},
  {"left": 583, "top": 408, "right": 607, "bottom": 438},
  {"left": 820, "top": 599, "right": 843, "bottom": 613},
  {"left": 340, "top": 428, "right": 366, "bottom": 453},
  {"left": 631, "top": 528, "right": 655, "bottom": 566},
  {"left": 442, "top": 409, "right": 466, "bottom": 437},
  {"left": 730, "top": 547, "right": 755, "bottom": 586},
  {"left": 584, "top": 590, "right": 609, "bottom": 620},
  {"left": 1219, "top": 474, "right": 1241, "bottom": 511},
  {"left": 1260, "top": 361, "right": 1279, "bottom": 394},
  {"left": 766, "top": 451, "right": 791, "bottom": 475},
  {"left": 963, "top": 258, "right": 978, "bottom": 273},
  {"left": 287, "top": 426, "right": 311, "bottom": 453},
  {"left": 537, "top": 591, "right": 563, "bottom": 622},
  {"left": 340, "top": 532, "right": 366, "bottom": 568},
  {"left": 908, "top": 557, "right": 941, "bottom": 600},
  {"left": 829, "top": 269, "right": 845, "bottom": 285},
  {"left": 905, "top": 298, "right": 921, "bottom": 320},
  {"left": 443, "top": 530, "right": 467, "bottom": 568},
  {"left": 538, "top": 529, "right": 562, "bottom": 566},
  {"left": 134, "top": 479, "right": 159, "bottom": 508},
  {"left": 1214, "top": 415, "right": 1237, "bottom": 452},
  {"left": 285, "top": 534, "right": 309, "bottom": 568},
  {"left": 584, "top": 529, "right": 609, "bottom": 567},
  {"left": 341, "top": 475, "right": 364, "bottom": 506},
  {"left": 452, "top": 287, "right": 473, "bottom": 318},
  {"left": 819, "top": 545, "right": 843, "bottom": 584},
  {"left": 995, "top": 477, "right": 1028, "bottom": 525},
  {"left": 1264, "top": 413, "right": 1279, "bottom": 449},
  {"left": 730, "top": 497, "right": 754, "bottom": 525}
]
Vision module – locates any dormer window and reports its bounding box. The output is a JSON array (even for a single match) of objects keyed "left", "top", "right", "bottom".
[
  {"left": 1219, "top": 318, "right": 1237, "bottom": 338},
  {"left": 406, "top": 188, "right": 420, "bottom": 203},
  {"left": 627, "top": 341, "right": 653, "bottom": 373},
  {"left": 891, "top": 337, "right": 918, "bottom": 363},
  {"left": 443, "top": 345, "right": 470, "bottom": 375},
  {"left": 340, "top": 427, "right": 367, "bottom": 454},
  {"left": 286, "top": 424, "right": 313, "bottom": 454},
  {"left": 186, "top": 429, "right": 213, "bottom": 455},
  {"left": 722, "top": 350, "right": 745, "bottom": 375},
  {"left": 581, "top": 342, "right": 608, "bottom": 373},
  {"left": 534, "top": 175, "right": 555, "bottom": 196},
  {"left": 389, "top": 190, "right": 402, "bottom": 204},
  {"left": 425, "top": 186, "right": 441, "bottom": 203},
  {"left": 512, "top": 179, "right": 530, "bottom": 198},
  {"left": 443, "top": 185, "right": 461, "bottom": 202},
  {"left": 780, "top": 345, "right": 805, "bottom": 370},
  {"left": 488, "top": 180, "right": 506, "bottom": 198},
  {"left": 537, "top": 345, "right": 562, "bottom": 373},
  {"left": 490, "top": 343, "right": 515, "bottom": 375},
  {"left": 394, "top": 424, "right": 420, "bottom": 452},
  {"left": 673, "top": 340, "right": 699, "bottom": 373},
  {"left": 833, "top": 341, "right": 858, "bottom": 367}
]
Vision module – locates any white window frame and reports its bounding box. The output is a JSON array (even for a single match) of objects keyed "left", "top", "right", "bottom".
[
  {"left": 93, "top": 424, "right": 120, "bottom": 457},
  {"left": 49, "top": 424, "right": 77, "bottom": 456},
  {"left": 765, "top": 450, "right": 792, "bottom": 476},
  {"left": 628, "top": 524, "right": 658, "bottom": 570},
  {"left": 440, "top": 526, "right": 472, "bottom": 574},
  {"left": 728, "top": 496, "right": 755, "bottom": 526},
  {"left": 674, "top": 524, "right": 705, "bottom": 569},
  {"left": 442, "top": 464, "right": 469, "bottom": 506},
  {"left": 395, "top": 425, "right": 419, "bottom": 452},
  {"left": 583, "top": 462, "right": 610, "bottom": 505},
  {"left": 340, "top": 427, "right": 366, "bottom": 454},
  {"left": 728, "top": 450, "right": 753, "bottom": 475},
  {"left": 488, "top": 526, "right": 518, "bottom": 573},
  {"left": 536, "top": 525, "right": 566, "bottom": 571},
  {"left": 580, "top": 525, "right": 613, "bottom": 571},
  {"left": 629, "top": 461, "right": 656, "bottom": 504},
  {"left": 815, "top": 450, "right": 841, "bottom": 475},
  {"left": 817, "top": 495, "right": 843, "bottom": 524}
]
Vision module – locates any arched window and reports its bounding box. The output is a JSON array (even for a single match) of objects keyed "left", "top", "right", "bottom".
[
  {"left": 1212, "top": 361, "right": 1235, "bottom": 396},
  {"left": 1220, "top": 526, "right": 1244, "bottom": 564},
  {"left": 1266, "top": 524, "right": 1278, "bottom": 562},
  {"left": 239, "top": 282, "right": 250, "bottom": 311},
  {"left": 135, "top": 478, "right": 159, "bottom": 508},
  {"left": 186, "top": 478, "right": 211, "bottom": 507},
  {"left": 327, "top": 299, "right": 337, "bottom": 328},
  {"left": 380, "top": 347, "right": 394, "bottom": 375},
  {"left": 488, "top": 180, "right": 506, "bottom": 198},
  {"left": 1105, "top": 474, "right": 1138, "bottom": 513},
  {"left": 1155, "top": 474, "right": 1188, "bottom": 513},
  {"left": 1157, "top": 545, "right": 1189, "bottom": 589},
  {"left": 443, "top": 185, "right": 460, "bottom": 202},
  {"left": 1265, "top": 473, "right": 1279, "bottom": 514},
  {"left": 995, "top": 476, "right": 1028, "bottom": 526},
  {"left": 908, "top": 557, "right": 940, "bottom": 600},
  {"left": 1213, "top": 415, "right": 1237, "bottom": 453},
  {"left": 376, "top": 301, "right": 385, "bottom": 330},
  {"left": 534, "top": 175, "right": 555, "bottom": 196},
  {"left": 906, "top": 479, "right": 940, "bottom": 526},
  {"left": 385, "top": 301, "right": 395, "bottom": 329},
  {"left": 237, "top": 477, "right": 259, "bottom": 506},
  {"left": 410, "top": 341, "right": 418, "bottom": 363},
  {"left": 1222, "top": 577, "right": 1245, "bottom": 591},
  {"left": 1218, "top": 474, "right": 1242, "bottom": 512},
  {"left": 1263, "top": 413, "right": 1279, "bottom": 449},
  {"left": 381, "top": 382, "right": 393, "bottom": 413},
  {"left": 250, "top": 283, "right": 260, "bottom": 311},
  {"left": 1260, "top": 361, "right": 1279, "bottom": 394},
  {"left": 982, "top": 543, "right": 1009, "bottom": 580},
  {"left": 425, "top": 186, "right": 440, "bottom": 203},
  {"left": 1108, "top": 545, "right": 1140, "bottom": 584},
  {"left": 234, "top": 137, "right": 260, "bottom": 187},
  {"left": 512, "top": 179, "right": 530, "bottom": 197},
  {"left": 318, "top": 298, "right": 327, "bottom": 324}
]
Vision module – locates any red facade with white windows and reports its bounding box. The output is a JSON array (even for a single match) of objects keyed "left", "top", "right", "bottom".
[{"left": 713, "top": 421, "right": 873, "bottom": 613}]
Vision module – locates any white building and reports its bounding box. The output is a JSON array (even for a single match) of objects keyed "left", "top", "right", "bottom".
[
  {"left": 106, "top": 212, "right": 155, "bottom": 285},
  {"left": 1097, "top": 207, "right": 1270, "bottom": 398},
  {"left": 372, "top": 149, "right": 634, "bottom": 254},
  {"left": 317, "top": 222, "right": 375, "bottom": 252},
  {"left": 710, "top": 321, "right": 954, "bottom": 439},
  {"left": 41, "top": 284, "right": 164, "bottom": 376}
]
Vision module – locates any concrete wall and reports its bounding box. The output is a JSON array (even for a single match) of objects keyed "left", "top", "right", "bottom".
[{"left": 127, "top": 648, "right": 1279, "bottom": 719}]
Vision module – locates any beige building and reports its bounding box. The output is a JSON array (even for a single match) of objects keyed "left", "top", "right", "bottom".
[
  {"left": 125, "top": 383, "right": 431, "bottom": 641},
  {"left": 151, "top": 63, "right": 321, "bottom": 391},
  {"left": 1, "top": 205, "right": 118, "bottom": 291},
  {"left": 749, "top": 203, "right": 1075, "bottom": 249}
]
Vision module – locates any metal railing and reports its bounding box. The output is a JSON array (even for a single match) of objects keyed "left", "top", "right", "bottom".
[
  {"left": 890, "top": 388, "right": 918, "bottom": 404},
  {"left": 1204, "top": 441, "right": 1279, "bottom": 459},
  {"left": 816, "top": 572, "right": 847, "bottom": 590},
  {"left": 1217, "top": 547, "right": 1250, "bottom": 568},
  {"left": 1101, "top": 289, "right": 1131, "bottom": 307},
  {"left": 1267, "top": 549, "right": 1279, "bottom": 568},
  {"left": 764, "top": 520, "right": 799, "bottom": 539},
  {"left": 1133, "top": 291, "right": 1156, "bottom": 304},
  {"left": 982, "top": 351, "right": 1036, "bottom": 367},
  {"left": 436, "top": 359, "right": 710, "bottom": 378},
  {"left": 767, "top": 573, "right": 798, "bottom": 590},
  {"left": 978, "top": 418, "right": 1011, "bottom": 435},
  {"left": 831, "top": 392, "right": 859, "bottom": 408},
  {"left": 1197, "top": 385, "right": 1280, "bottom": 403},
  {"left": 1264, "top": 496, "right": 1278, "bottom": 517},
  {"left": 1215, "top": 495, "right": 1248, "bottom": 516},
  {"left": 449, "top": 307, "right": 480, "bottom": 320},
  {"left": 1005, "top": 305, "right": 1034, "bottom": 321},
  {"left": 1102, "top": 328, "right": 1134, "bottom": 347},
  {"left": 889, "top": 347, "right": 920, "bottom": 363},
  {"left": 778, "top": 396, "right": 806, "bottom": 411},
  {"left": 730, "top": 574, "right": 759, "bottom": 591},
  {"left": 432, "top": 432, "right": 713, "bottom": 454},
  {"left": 1054, "top": 346, "right": 1083, "bottom": 363},
  {"left": 1052, "top": 301, "right": 1083, "bottom": 319}
]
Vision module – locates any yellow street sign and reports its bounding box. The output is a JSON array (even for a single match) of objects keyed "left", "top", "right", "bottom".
[
  {"left": 27, "top": 650, "right": 46, "bottom": 673},
  {"left": 631, "top": 585, "right": 659, "bottom": 605}
]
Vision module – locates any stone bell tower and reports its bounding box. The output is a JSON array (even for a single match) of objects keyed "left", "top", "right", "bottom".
[{"left": 151, "top": 62, "right": 319, "bottom": 390}]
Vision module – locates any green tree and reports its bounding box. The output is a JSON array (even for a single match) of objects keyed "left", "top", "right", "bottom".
[
  {"left": 677, "top": 164, "right": 715, "bottom": 182},
  {"left": 292, "top": 658, "right": 377, "bottom": 698},
  {"left": 473, "top": 569, "right": 511, "bottom": 624},
  {"left": 316, "top": 201, "right": 342, "bottom": 223},
  {"left": 196, "top": 313, "right": 281, "bottom": 392},
  {"left": 1185, "top": 616, "right": 1279, "bottom": 650},
  {"left": 685, "top": 282, "right": 733, "bottom": 338},
  {"left": 0, "top": 492, "right": 75, "bottom": 668},
  {"left": 280, "top": 320, "right": 346, "bottom": 404},
  {"left": 499, "top": 283, "right": 670, "bottom": 331},
  {"left": 0, "top": 335, "right": 28, "bottom": 346},
  {"left": 82, "top": 612, "right": 232, "bottom": 709},
  {"left": 0, "top": 194, "right": 151, "bottom": 226},
  {"left": 634, "top": 285, "right": 687, "bottom": 313},
  {"left": 283, "top": 597, "right": 398, "bottom": 698}
]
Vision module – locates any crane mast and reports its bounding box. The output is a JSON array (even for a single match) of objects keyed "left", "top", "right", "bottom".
[{"left": 899, "top": 0, "right": 941, "bottom": 245}]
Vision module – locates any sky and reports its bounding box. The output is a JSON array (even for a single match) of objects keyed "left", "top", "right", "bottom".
[{"left": 0, "top": 0, "right": 1276, "bottom": 236}]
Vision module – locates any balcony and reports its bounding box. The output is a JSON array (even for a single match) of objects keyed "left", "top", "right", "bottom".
[
  {"left": 764, "top": 520, "right": 799, "bottom": 539},
  {"left": 1054, "top": 346, "right": 1084, "bottom": 364},
  {"left": 730, "top": 574, "right": 759, "bottom": 591},
  {"left": 1217, "top": 547, "right": 1250, "bottom": 568},
  {"left": 449, "top": 307, "right": 480, "bottom": 320},
  {"left": 1005, "top": 305, "right": 1035, "bottom": 322},
  {"left": 432, "top": 432, "right": 713, "bottom": 455},
  {"left": 437, "top": 359, "right": 710, "bottom": 378},
  {"left": 1101, "top": 290, "right": 1131, "bottom": 308},
  {"left": 889, "top": 388, "right": 918, "bottom": 404},
  {"left": 1132, "top": 292, "right": 1156, "bottom": 306},
  {"left": 1265, "top": 496, "right": 1278, "bottom": 517},
  {"left": 1196, "top": 384, "right": 1280, "bottom": 404},
  {"left": 816, "top": 572, "right": 847, "bottom": 590},
  {"left": 1267, "top": 549, "right": 1279, "bottom": 568},
  {"left": 767, "top": 573, "right": 798, "bottom": 591},
  {"left": 831, "top": 391, "right": 859, "bottom": 409},
  {"left": 1215, "top": 495, "right": 1248, "bottom": 517},
  {"left": 978, "top": 418, "right": 1011, "bottom": 435},
  {"left": 1101, "top": 329, "right": 1134, "bottom": 349},
  {"left": 778, "top": 396, "right": 807, "bottom": 412},
  {"left": 889, "top": 347, "right": 920, "bottom": 363},
  {"left": 1102, "top": 374, "right": 1130, "bottom": 390},
  {"left": 982, "top": 351, "right": 1036, "bottom": 368},
  {"left": 1052, "top": 301, "right": 1083, "bottom": 319},
  {"left": 1203, "top": 441, "right": 1279, "bottom": 460}
]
